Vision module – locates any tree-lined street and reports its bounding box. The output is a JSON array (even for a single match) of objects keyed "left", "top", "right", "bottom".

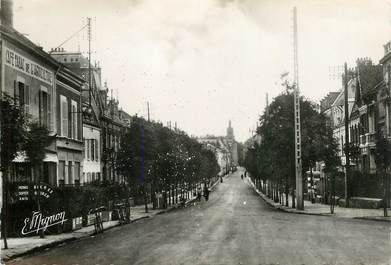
[{"left": 7, "top": 168, "right": 390, "bottom": 265}]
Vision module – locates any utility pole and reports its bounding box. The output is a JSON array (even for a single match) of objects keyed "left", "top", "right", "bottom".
[
  {"left": 343, "top": 62, "right": 350, "bottom": 207},
  {"left": 293, "top": 7, "right": 303, "bottom": 210},
  {"left": 87, "top": 17, "right": 92, "bottom": 107}
]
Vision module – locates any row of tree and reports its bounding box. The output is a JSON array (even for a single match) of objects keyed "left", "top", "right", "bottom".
[
  {"left": 244, "top": 90, "right": 341, "bottom": 209},
  {"left": 244, "top": 88, "right": 391, "bottom": 216},
  {"left": 116, "top": 116, "right": 220, "bottom": 211}
]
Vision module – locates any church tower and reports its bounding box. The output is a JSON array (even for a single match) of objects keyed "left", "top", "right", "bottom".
[
  {"left": 227, "top": 120, "right": 234, "bottom": 140},
  {"left": 226, "top": 120, "right": 238, "bottom": 166}
]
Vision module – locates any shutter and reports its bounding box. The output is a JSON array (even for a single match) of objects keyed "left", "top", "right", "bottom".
[
  {"left": 62, "top": 99, "right": 68, "bottom": 137},
  {"left": 47, "top": 93, "right": 52, "bottom": 131},
  {"left": 95, "top": 139, "right": 99, "bottom": 161},
  {"left": 13, "top": 80, "right": 18, "bottom": 101},
  {"left": 39, "top": 90, "right": 43, "bottom": 125},
  {"left": 25, "top": 85, "right": 30, "bottom": 114}
]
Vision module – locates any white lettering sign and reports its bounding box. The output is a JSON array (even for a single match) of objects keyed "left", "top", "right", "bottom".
[
  {"left": 21, "top": 211, "right": 67, "bottom": 235},
  {"left": 5, "top": 47, "right": 54, "bottom": 85}
]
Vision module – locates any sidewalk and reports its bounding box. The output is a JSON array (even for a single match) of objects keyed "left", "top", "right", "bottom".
[
  {"left": 246, "top": 178, "right": 391, "bottom": 222},
  {"left": 1, "top": 203, "right": 177, "bottom": 262},
  {"left": 1, "top": 178, "right": 223, "bottom": 262}
]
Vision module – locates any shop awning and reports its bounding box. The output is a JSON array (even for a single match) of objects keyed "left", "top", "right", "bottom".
[{"left": 12, "top": 152, "right": 58, "bottom": 163}]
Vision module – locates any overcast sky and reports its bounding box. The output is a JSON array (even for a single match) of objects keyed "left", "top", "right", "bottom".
[{"left": 14, "top": 0, "right": 390, "bottom": 142}]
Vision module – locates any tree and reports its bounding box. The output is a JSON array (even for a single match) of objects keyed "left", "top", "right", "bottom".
[
  {"left": 1, "top": 94, "right": 27, "bottom": 249},
  {"left": 24, "top": 122, "right": 52, "bottom": 238},
  {"left": 245, "top": 91, "right": 339, "bottom": 209},
  {"left": 117, "top": 117, "right": 156, "bottom": 212}
]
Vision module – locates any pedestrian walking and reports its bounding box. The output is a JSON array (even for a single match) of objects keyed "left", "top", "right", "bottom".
[
  {"left": 203, "top": 186, "right": 210, "bottom": 201},
  {"left": 197, "top": 190, "right": 202, "bottom": 202}
]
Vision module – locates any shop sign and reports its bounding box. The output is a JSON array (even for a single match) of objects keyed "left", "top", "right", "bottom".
[
  {"left": 22, "top": 211, "right": 67, "bottom": 235},
  {"left": 15, "top": 183, "right": 55, "bottom": 201},
  {"left": 5, "top": 47, "right": 53, "bottom": 85}
]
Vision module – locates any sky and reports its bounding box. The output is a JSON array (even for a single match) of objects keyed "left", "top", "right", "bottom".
[{"left": 13, "top": 0, "right": 391, "bottom": 142}]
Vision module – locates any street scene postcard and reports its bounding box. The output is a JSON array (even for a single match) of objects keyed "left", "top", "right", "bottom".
[{"left": 0, "top": 0, "right": 390, "bottom": 264}]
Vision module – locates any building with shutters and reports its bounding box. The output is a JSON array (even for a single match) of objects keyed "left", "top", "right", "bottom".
[
  {"left": 0, "top": 22, "right": 84, "bottom": 186},
  {"left": 50, "top": 49, "right": 131, "bottom": 184}
]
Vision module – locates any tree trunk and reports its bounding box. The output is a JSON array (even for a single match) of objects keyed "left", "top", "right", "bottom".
[
  {"left": 285, "top": 176, "right": 289, "bottom": 207},
  {"left": 292, "top": 187, "right": 296, "bottom": 209},
  {"left": 384, "top": 171, "right": 388, "bottom": 217},
  {"left": 2, "top": 168, "right": 9, "bottom": 249},
  {"left": 144, "top": 184, "right": 149, "bottom": 213}
]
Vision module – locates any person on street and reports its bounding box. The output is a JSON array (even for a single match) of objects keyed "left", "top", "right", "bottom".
[
  {"left": 197, "top": 190, "right": 202, "bottom": 202},
  {"left": 203, "top": 186, "right": 210, "bottom": 201}
]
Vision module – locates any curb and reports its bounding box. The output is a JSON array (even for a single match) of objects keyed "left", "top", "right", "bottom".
[
  {"left": 247, "top": 179, "right": 391, "bottom": 222},
  {"left": 2, "top": 236, "right": 78, "bottom": 262},
  {"left": 353, "top": 216, "right": 391, "bottom": 223},
  {"left": 2, "top": 214, "right": 156, "bottom": 262}
]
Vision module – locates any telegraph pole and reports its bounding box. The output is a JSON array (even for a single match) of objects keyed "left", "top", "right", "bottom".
[
  {"left": 87, "top": 17, "right": 92, "bottom": 107},
  {"left": 293, "top": 7, "right": 304, "bottom": 210},
  {"left": 343, "top": 62, "right": 350, "bottom": 207}
]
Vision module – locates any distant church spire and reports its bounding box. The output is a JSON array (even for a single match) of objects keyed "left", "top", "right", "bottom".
[{"left": 227, "top": 120, "right": 234, "bottom": 140}]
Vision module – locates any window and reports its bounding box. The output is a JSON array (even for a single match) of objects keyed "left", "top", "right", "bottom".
[
  {"left": 74, "top": 162, "right": 80, "bottom": 181},
  {"left": 87, "top": 139, "right": 90, "bottom": 160},
  {"left": 83, "top": 138, "right": 87, "bottom": 159},
  {"left": 96, "top": 173, "right": 101, "bottom": 181},
  {"left": 92, "top": 172, "right": 96, "bottom": 181},
  {"left": 39, "top": 88, "right": 51, "bottom": 129},
  {"left": 60, "top": 95, "right": 68, "bottom": 137},
  {"left": 91, "top": 139, "right": 95, "bottom": 161},
  {"left": 87, "top": 172, "right": 91, "bottom": 182},
  {"left": 71, "top": 100, "right": 78, "bottom": 139},
  {"left": 13, "top": 79, "right": 30, "bottom": 114},
  {"left": 68, "top": 161, "right": 73, "bottom": 184},
  {"left": 95, "top": 139, "right": 99, "bottom": 161},
  {"left": 58, "top": 161, "right": 65, "bottom": 185}
]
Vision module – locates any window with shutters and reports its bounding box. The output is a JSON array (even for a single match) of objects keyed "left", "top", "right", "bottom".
[
  {"left": 60, "top": 95, "right": 68, "bottom": 137},
  {"left": 71, "top": 100, "right": 78, "bottom": 139},
  {"left": 95, "top": 139, "right": 99, "bottom": 161},
  {"left": 14, "top": 80, "right": 28, "bottom": 112},
  {"left": 39, "top": 88, "right": 49, "bottom": 128},
  {"left": 83, "top": 138, "right": 87, "bottom": 159},
  {"left": 91, "top": 139, "right": 95, "bottom": 161},
  {"left": 25, "top": 85, "right": 30, "bottom": 115},
  {"left": 68, "top": 161, "right": 73, "bottom": 184},
  {"left": 87, "top": 139, "right": 90, "bottom": 160}
]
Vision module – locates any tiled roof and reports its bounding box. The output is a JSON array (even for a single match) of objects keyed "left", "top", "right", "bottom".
[{"left": 320, "top": 92, "right": 339, "bottom": 112}]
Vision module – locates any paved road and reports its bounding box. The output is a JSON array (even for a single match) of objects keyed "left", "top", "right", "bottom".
[{"left": 7, "top": 168, "right": 391, "bottom": 265}]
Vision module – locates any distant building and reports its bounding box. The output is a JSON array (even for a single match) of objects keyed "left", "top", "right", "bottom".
[{"left": 197, "top": 120, "right": 239, "bottom": 174}]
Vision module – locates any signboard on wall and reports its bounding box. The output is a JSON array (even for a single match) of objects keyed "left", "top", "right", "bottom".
[
  {"left": 13, "top": 182, "right": 55, "bottom": 201},
  {"left": 4, "top": 47, "right": 54, "bottom": 85}
]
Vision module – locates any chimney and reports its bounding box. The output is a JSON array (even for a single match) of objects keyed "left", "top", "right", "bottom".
[{"left": 1, "top": 0, "right": 13, "bottom": 28}]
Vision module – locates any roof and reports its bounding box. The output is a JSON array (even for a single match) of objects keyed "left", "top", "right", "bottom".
[
  {"left": 320, "top": 92, "right": 339, "bottom": 112},
  {"left": 1, "top": 25, "right": 84, "bottom": 86},
  {"left": 0, "top": 25, "right": 59, "bottom": 68}
]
